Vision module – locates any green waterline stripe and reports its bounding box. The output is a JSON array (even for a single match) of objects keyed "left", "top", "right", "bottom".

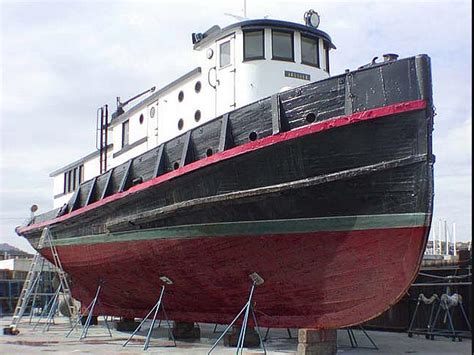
[{"left": 49, "top": 213, "right": 430, "bottom": 247}]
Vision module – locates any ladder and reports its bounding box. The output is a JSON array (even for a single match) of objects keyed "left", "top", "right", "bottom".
[
  {"left": 9, "top": 228, "right": 77, "bottom": 330},
  {"left": 96, "top": 105, "right": 109, "bottom": 174}
]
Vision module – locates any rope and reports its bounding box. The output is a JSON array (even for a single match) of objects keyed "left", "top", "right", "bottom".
[
  {"left": 418, "top": 293, "right": 439, "bottom": 304},
  {"left": 440, "top": 293, "right": 462, "bottom": 310}
]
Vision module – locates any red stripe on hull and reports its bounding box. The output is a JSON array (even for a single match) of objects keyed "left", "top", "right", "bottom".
[
  {"left": 19, "top": 99, "right": 426, "bottom": 234},
  {"left": 41, "top": 226, "right": 426, "bottom": 329}
]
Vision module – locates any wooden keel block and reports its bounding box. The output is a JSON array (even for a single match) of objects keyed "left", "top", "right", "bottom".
[
  {"left": 298, "top": 328, "right": 337, "bottom": 343},
  {"left": 297, "top": 342, "right": 337, "bottom": 355},
  {"left": 224, "top": 325, "right": 260, "bottom": 348},
  {"left": 80, "top": 315, "right": 98, "bottom": 326},
  {"left": 297, "top": 329, "right": 337, "bottom": 355},
  {"left": 115, "top": 318, "right": 140, "bottom": 331},
  {"left": 3, "top": 327, "right": 20, "bottom": 335},
  {"left": 172, "top": 321, "right": 200, "bottom": 340}
]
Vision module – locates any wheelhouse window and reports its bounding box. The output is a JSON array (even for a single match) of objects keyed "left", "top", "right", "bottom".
[
  {"left": 72, "top": 168, "right": 77, "bottom": 190},
  {"left": 324, "top": 42, "right": 330, "bottom": 73},
  {"left": 220, "top": 41, "right": 231, "bottom": 67},
  {"left": 79, "top": 165, "right": 84, "bottom": 184},
  {"left": 301, "top": 35, "right": 319, "bottom": 67},
  {"left": 63, "top": 164, "right": 84, "bottom": 194},
  {"left": 122, "top": 120, "right": 129, "bottom": 148},
  {"left": 272, "top": 30, "right": 294, "bottom": 62},
  {"left": 64, "top": 171, "right": 71, "bottom": 194},
  {"left": 243, "top": 29, "right": 264, "bottom": 61}
]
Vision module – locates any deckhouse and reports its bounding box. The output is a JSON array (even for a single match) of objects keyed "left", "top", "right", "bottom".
[{"left": 50, "top": 13, "right": 335, "bottom": 208}]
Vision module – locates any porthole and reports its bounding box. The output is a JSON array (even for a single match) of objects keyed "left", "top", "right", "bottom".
[
  {"left": 249, "top": 131, "right": 258, "bottom": 141},
  {"left": 195, "top": 81, "right": 202, "bottom": 93},
  {"left": 206, "top": 148, "right": 213, "bottom": 157},
  {"left": 194, "top": 110, "right": 201, "bottom": 122},
  {"left": 178, "top": 118, "right": 184, "bottom": 130},
  {"left": 178, "top": 91, "right": 184, "bottom": 102},
  {"left": 306, "top": 113, "right": 316, "bottom": 123},
  {"left": 139, "top": 114, "right": 144, "bottom": 124},
  {"left": 206, "top": 48, "right": 214, "bottom": 59},
  {"left": 150, "top": 106, "right": 155, "bottom": 118},
  {"left": 173, "top": 162, "right": 180, "bottom": 170}
]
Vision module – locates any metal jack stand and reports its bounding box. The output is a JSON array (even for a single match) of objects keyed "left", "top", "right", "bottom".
[
  {"left": 209, "top": 272, "right": 266, "bottom": 355},
  {"left": 32, "top": 286, "right": 61, "bottom": 331},
  {"left": 123, "top": 278, "right": 176, "bottom": 350},
  {"left": 429, "top": 293, "right": 471, "bottom": 341},
  {"left": 346, "top": 326, "right": 378, "bottom": 350},
  {"left": 43, "top": 289, "right": 60, "bottom": 332},
  {"left": 65, "top": 282, "right": 112, "bottom": 340},
  {"left": 407, "top": 293, "right": 439, "bottom": 338}
]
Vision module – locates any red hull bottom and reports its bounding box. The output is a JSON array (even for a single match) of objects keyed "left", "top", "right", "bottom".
[{"left": 42, "top": 227, "right": 426, "bottom": 329}]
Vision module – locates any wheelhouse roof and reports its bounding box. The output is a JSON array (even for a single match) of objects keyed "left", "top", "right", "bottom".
[{"left": 194, "top": 19, "right": 336, "bottom": 50}]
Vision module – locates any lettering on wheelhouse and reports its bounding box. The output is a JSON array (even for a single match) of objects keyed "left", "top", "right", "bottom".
[{"left": 284, "top": 70, "right": 311, "bottom": 81}]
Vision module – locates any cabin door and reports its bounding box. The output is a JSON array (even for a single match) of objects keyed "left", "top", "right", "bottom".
[
  {"left": 215, "top": 35, "right": 236, "bottom": 116},
  {"left": 151, "top": 102, "right": 159, "bottom": 146},
  {"left": 146, "top": 101, "right": 159, "bottom": 147}
]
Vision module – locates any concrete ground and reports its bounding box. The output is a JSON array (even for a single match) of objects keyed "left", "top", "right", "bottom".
[{"left": 0, "top": 317, "right": 471, "bottom": 354}]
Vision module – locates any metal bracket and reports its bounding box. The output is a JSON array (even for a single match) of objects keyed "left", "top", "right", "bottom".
[
  {"left": 271, "top": 94, "right": 288, "bottom": 134},
  {"left": 208, "top": 273, "right": 266, "bottom": 354},
  {"left": 123, "top": 285, "right": 176, "bottom": 350},
  {"left": 153, "top": 145, "right": 166, "bottom": 178},
  {"left": 66, "top": 282, "right": 112, "bottom": 340},
  {"left": 180, "top": 131, "right": 194, "bottom": 168},
  {"left": 218, "top": 113, "right": 234, "bottom": 152}
]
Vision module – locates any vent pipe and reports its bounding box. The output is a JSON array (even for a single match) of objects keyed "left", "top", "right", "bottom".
[{"left": 383, "top": 53, "right": 399, "bottom": 62}]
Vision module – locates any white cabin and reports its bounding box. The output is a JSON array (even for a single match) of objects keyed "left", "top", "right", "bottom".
[{"left": 50, "top": 16, "right": 335, "bottom": 208}]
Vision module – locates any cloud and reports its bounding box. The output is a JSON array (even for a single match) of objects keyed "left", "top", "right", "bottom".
[{"left": 434, "top": 118, "right": 471, "bottom": 175}]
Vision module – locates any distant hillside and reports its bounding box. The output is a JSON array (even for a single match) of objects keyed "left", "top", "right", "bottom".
[{"left": 0, "top": 243, "right": 33, "bottom": 257}]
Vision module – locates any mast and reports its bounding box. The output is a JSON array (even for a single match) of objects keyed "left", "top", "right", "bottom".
[{"left": 452, "top": 222, "right": 456, "bottom": 256}]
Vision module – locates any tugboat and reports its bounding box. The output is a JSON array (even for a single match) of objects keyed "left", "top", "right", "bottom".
[{"left": 16, "top": 10, "right": 434, "bottom": 329}]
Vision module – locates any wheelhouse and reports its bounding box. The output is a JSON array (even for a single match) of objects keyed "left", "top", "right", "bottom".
[{"left": 50, "top": 17, "right": 335, "bottom": 208}]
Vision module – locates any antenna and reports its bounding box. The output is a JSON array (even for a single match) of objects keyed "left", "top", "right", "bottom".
[
  {"left": 452, "top": 222, "right": 456, "bottom": 256},
  {"left": 224, "top": 13, "right": 248, "bottom": 21},
  {"left": 224, "top": 0, "right": 249, "bottom": 21}
]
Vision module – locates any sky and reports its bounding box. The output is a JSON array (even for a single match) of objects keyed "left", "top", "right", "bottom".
[{"left": 0, "top": 0, "right": 471, "bottom": 252}]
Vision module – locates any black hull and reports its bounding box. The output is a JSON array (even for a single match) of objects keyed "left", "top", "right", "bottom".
[{"left": 19, "top": 55, "right": 434, "bottom": 244}]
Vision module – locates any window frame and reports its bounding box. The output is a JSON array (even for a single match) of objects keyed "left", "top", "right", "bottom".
[
  {"left": 219, "top": 40, "right": 231, "bottom": 68},
  {"left": 300, "top": 34, "right": 320, "bottom": 68},
  {"left": 63, "top": 172, "right": 68, "bottom": 194},
  {"left": 324, "top": 41, "right": 330, "bottom": 73},
  {"left": 271, "top": 29, "right": 294, "bottom": 62},
  {"left": 122, "top": 120, "right": 130, "bottom": 148},
  {"left": 72, "top": 167, "right": 77, "bottom": 190},
  {"left": 67, "top": 170, "right": 72, "bottom": 193},
  {"left": 79, "top": 165, "right": 84, "bottom": 185},
  {"left": 63, "top": 164, "right": 84, "bottom": 194},
  {"left": 243, "top": 29, "right": 265, "bottom": 62}
]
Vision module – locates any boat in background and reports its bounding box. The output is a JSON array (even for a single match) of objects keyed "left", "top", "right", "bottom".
[{"left": 16, "top": 11, "right": 434, "bottom": 329}]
